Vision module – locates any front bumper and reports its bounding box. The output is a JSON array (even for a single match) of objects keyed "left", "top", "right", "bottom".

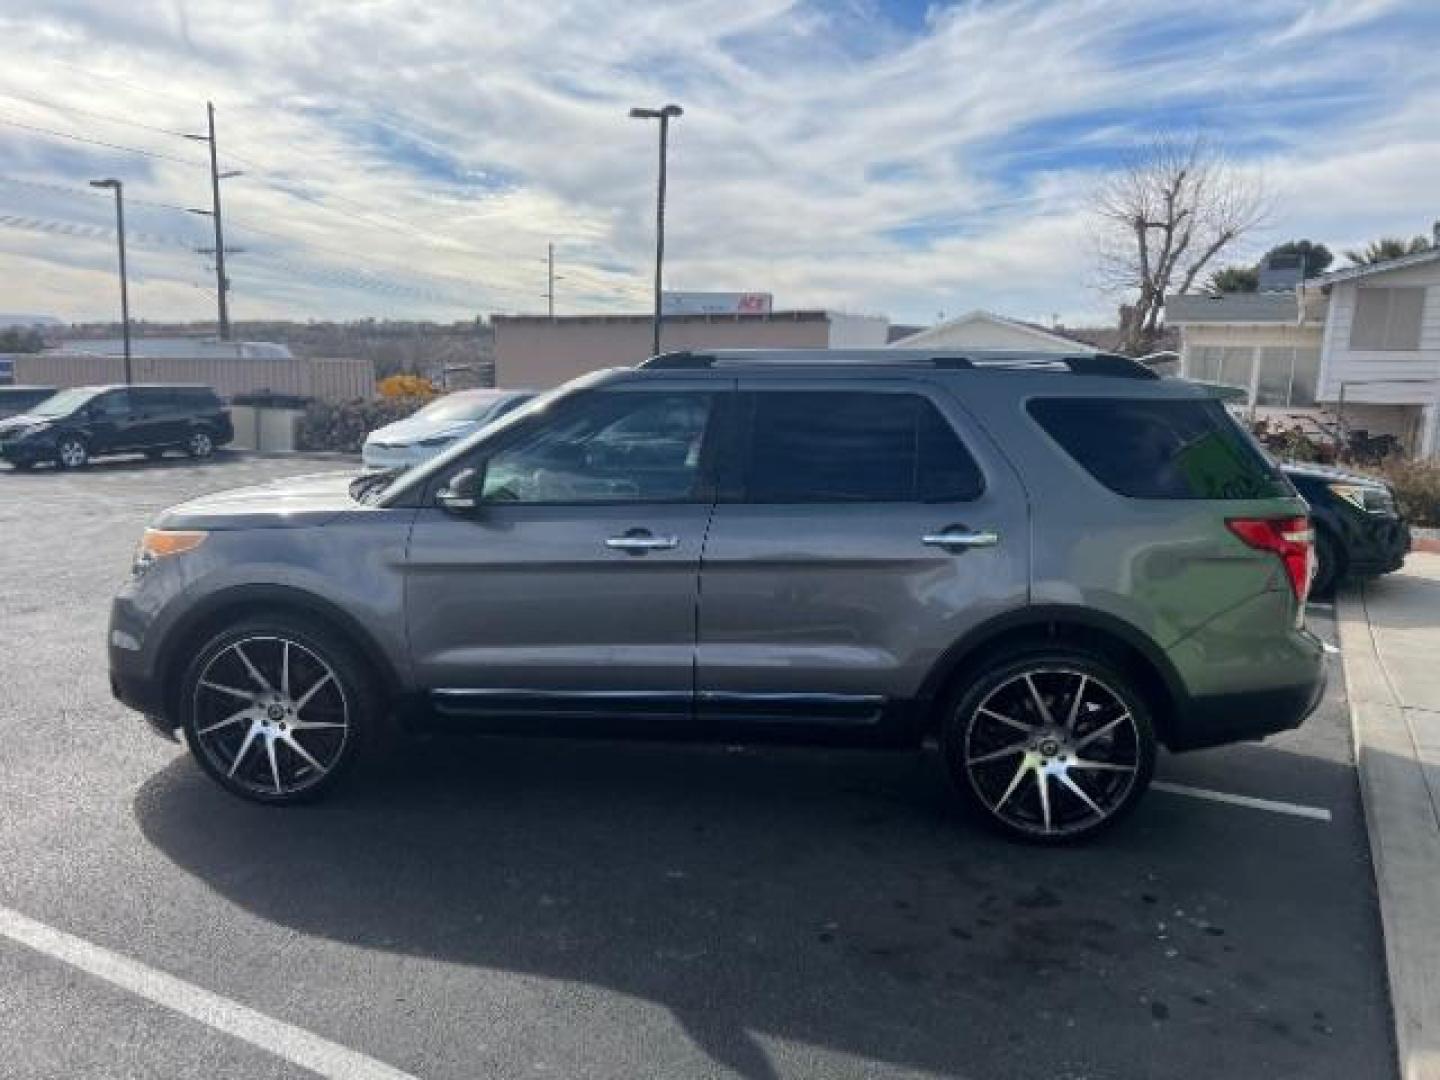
[
  {"left": 1348, "top": 516, "right": 1411, "bottom": 576},
  {"left": 0, "top": 436, "right": 55, "bottom": 464}
]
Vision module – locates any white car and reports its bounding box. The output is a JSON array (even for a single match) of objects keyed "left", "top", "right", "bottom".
[{"left": 361, "top": 389, "right": 533, "bottom": 472}]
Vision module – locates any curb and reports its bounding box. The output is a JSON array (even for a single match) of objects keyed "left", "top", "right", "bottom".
[{"left": 1336, "top": 583, "right": 1440, "bottom": 1080}]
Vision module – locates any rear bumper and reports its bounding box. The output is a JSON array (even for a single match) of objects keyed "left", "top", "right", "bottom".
[{"left": 1166, "top": 664, "right": 1327, "bottom": 751}]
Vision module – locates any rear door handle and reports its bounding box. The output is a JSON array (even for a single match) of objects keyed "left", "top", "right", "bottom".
[
  {"left": 606, "top": 532, "right": 680, "bottom": 553},
  {"left": 922, "top": 528, "right": 999, "bottom": 550}
]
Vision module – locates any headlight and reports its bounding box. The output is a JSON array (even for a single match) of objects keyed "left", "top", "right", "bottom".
[
  {"left": 133, "top": 528, "right": 207, "bottom": 575},
  {"left": 17, "top": 421, "right": 52, "bottom": 438},
  {"left": 417, "top": 435, "right": 456, "bottom": 448},
  {"left": 1329, "top": 482, "right": 1395, "bottom": 515}
]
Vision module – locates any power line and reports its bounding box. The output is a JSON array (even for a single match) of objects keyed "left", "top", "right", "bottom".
[
  {"left": 0, "top": 90, "right": 196, "bottom": 139},
  {"left": 0, "top": 115, "right": 207, "bottom": 169},
  {"left": 0, "top": 173, "right": 196, "bottom": 213}
]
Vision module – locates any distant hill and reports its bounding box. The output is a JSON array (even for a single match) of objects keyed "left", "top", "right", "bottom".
[{"left": 0, "top": 314, "right": 62, "bottom": 329}]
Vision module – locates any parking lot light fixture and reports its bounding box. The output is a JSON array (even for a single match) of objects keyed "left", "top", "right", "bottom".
[
  {"left": 89, "top": 178, "right": 132, "bottom": 385},
  {"left": 629, "top": 103, "right": 683, "bottom": 357}
]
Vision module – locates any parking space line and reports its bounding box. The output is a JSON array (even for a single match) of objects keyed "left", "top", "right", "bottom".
[
  {"left": 0, "top": 903, "right": 420, "bottom": 1080},
  {"left": 1152, "top": 780, "right": 1333, "bottom": 822}
]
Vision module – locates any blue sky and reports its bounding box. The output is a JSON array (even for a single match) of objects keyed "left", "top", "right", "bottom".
[{"left": 0, "top": 0, "right": 1437, "bottom": 326}]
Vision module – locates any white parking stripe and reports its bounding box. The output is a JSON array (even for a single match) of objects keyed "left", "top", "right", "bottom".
[
  {"left": 1153, "top": 780, "right": 1332, "bottom": 822},
  {"left": 0, "top": 904, "right": 420, "bottom": 1080}
]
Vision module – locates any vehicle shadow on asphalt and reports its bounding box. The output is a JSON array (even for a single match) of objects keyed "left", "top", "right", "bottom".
[
  {"left": 2, "top": 453, "right": 239, "bottom": 477},
  {"left": 134, "top": 737, "right": 1384, "bottom": 1080}
]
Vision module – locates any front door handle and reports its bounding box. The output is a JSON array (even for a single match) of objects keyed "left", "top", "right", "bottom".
[
  {"left": 606, "top": 531, "right": 680, "bottom": 553},
  {"left": 922, "top": 528, "right": 999, "bottom": 550}
]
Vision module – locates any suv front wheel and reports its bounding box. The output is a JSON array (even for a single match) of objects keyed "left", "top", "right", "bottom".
[
  {"left": 179, "top": 615, "right": 375, "bottom": 804},
  {"left": 942, "top": 647, "right": 1157, "bottom": 843}
]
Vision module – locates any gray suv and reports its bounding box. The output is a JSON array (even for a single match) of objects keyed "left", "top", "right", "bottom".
[{"left": 109, "top": 350, "right": 1325, "bottom": 842}]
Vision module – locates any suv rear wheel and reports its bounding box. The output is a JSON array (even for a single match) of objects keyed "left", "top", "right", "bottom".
[
  {"left": 186, "top": 429, "right": 215, "bottom": 459},
  {"left": 942, "top": 647, "right": 1157, "bottom": 843},
  {"left": 179, "top": 615, "right": 375, "bottom": 804}
]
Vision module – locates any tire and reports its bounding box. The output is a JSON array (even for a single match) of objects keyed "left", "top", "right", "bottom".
[
  {"left": 1311, "top": 530, "right": 1342, "bottom": 598},
  {"left": 941, "top": 646, "right": 1157, "bottom": 844},
  {"left": 145, "top": 449, "right": 166, "bottom": 461},
  {"left": 10, "top": 460, "right": 35, "bottom": 472},
  {"left": 186, "top": 429, "right": 215, "bottom": 459},
  {"left": 55, "top": 436, "right": 89, "bottom": 470},
  {"left": 178, "top": 614, "right": 378, "bottom": 805}
]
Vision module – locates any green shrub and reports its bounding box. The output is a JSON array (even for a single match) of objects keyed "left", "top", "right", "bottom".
[
  {"left": 1374, "top": 458, "right": 1440, "bottom": 527},
  {"left": 297, "top": 396, "right": 428, "bottom": 453}
]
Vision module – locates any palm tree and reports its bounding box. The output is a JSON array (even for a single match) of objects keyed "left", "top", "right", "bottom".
[{"left": 1345, "top": 236, "right": 1432, "bottom": 266}]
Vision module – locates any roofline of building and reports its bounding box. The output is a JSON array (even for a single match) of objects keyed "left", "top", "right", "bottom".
[
  {"left": 889, "top": 309, "right": 1092, "bottom": 350},
  {"left": 491, "top": 310, "right": 841, "bottom": 326},
  {"left": 1313, "top": 248, "right": 1440, "bottom": 287}
]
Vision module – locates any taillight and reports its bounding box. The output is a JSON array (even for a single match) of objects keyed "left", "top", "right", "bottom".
[{"left": 1227, "top": 516, "right": 1314, "bottom": 602}]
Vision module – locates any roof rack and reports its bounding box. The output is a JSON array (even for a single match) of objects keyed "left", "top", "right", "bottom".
[{"left": 640, "top": 349, "right": 1159, "bottom": 380}]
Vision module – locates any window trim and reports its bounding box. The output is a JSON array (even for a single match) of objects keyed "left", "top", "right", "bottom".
[{"left": 723, "top": 387, "right": 987, "bottom": 506}]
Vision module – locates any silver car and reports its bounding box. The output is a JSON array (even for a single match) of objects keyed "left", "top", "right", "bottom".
[
  {"left": 361, "top": 388, "right": 532, "bottom": 472},
  {"left": 110, "top": 350, "right": 1325, "bottom": 842}
]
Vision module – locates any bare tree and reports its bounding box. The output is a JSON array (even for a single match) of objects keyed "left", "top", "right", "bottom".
[{"left": 1091, "top": 135, "right": 1269, "bottom": 354}]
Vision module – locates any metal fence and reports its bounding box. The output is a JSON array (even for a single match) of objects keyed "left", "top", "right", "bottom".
[{"left": 13, "top": 352, "right": 375, "bottom": 403}]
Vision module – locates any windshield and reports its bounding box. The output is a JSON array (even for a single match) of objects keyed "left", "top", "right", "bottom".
[
  {"left": 27, "top": 388, "right": 99, "bottom": 417},
  {"left": 414, "top": 392, "right": 517, "bottom": 424}
]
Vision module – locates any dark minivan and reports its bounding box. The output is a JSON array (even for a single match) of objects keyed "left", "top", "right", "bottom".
[{"left": 0, "top": 384, "right": 233, "bottom": 470}]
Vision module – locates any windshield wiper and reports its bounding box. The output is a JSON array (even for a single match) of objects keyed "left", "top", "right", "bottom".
[{"left": 349, "top": 467, "right": 403, "bottom": 504}]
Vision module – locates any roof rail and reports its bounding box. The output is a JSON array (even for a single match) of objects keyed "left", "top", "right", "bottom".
[
  {"left": 640, "top": 351, "right": 711, "bottom": 370},
  {"left": 637, "top": 349, "right": 1159, "bottom": 379}
]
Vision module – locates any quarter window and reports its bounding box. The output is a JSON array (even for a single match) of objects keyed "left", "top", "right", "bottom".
[
  {"left": 738, "top": 391, "right": 983, "bottom": 503},
  {"left": 478, "top": 391, "right": 715, "bottom": 504},
  {"left": 1029, "top": 397, "right": 1290, "bottom": 500}
]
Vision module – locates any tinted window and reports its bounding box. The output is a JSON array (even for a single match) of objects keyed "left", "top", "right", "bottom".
[
  {"left": 1028, "top": 397, "right": 1290, "bottom": 500},
  {"left": 133, "top": 387, "right": 174, "bottom": 410},
  {"left": 479, "top": 391, "right": 715, "bottom": 504},
  {"left": 739, "top": 392, "right": 983, "bottom": 503},
  {"left": 91, "top": 390, "right": 132, "bottom": 418}
]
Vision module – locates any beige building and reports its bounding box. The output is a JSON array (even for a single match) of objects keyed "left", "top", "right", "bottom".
[{"left": 491, "top": 310, "right": 888, "bottom": 388}]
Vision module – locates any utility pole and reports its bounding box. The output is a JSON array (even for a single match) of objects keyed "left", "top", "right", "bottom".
[
  {"left": 546, "top": 242, "right": 555, "bottom": 319},
  {"left": 185, "top": 102, "right": 242, "bottom": 341},
  {"left": 89, "top": 179, "right": 132, "bottom": 384},
  {"left": 629, "top": 104, "right": 683, "bottom": 356}
]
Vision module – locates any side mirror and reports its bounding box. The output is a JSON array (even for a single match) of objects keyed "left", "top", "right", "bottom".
[{"left": 436, "top": 466, "right": 482, "bottom": 513}]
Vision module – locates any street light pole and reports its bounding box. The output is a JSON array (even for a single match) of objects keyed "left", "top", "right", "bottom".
[
  {"left": 90, "top": 178, "right": 132, "bottom": 385},
  {"left": 629, "top": 103, "right": 683, "bottom": 357}
]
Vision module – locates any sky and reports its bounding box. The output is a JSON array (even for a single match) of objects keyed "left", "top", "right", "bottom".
[{"left": 0, "top": 0, "right": 1438, "bottom": 329}]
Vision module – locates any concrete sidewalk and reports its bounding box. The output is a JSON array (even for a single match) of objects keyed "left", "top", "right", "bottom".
[{"left": 1338, "top": 552, "right": 1440, "bottom": 1080}]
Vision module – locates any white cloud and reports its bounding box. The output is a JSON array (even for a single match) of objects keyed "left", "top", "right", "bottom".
[{"left": 0, "top": 0, "right": 1434, "bottom": 328}]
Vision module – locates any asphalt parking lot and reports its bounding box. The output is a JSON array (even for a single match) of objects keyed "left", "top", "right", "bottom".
[{"left": 0, "top": 452, "right": 1396, "bottom": 1079}]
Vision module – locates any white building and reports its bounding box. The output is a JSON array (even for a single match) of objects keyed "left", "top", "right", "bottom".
[
  {"left": 1167, "top": 249, "right": 1440, "bottom": 457},
  {"left": 888, "top": 310, "right": 1093, "bottom": 353},
  {"left": 54, "top": 337, "right": 294, "bottom": 359}
]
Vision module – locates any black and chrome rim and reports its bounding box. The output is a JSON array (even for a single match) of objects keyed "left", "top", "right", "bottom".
[
  {"left": 189, "top": 431, "right": 213, "bottom": 457},
  {"left": 58, "top": 439, "right": 86, "bottom": 467},
  {"left": 962, "top": 667, "right": 1140, "bottom": 837},
  {"left": 190, "top": 635, "right": 350, "bottom": 797}
]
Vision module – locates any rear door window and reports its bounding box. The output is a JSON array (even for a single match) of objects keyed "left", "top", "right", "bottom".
[
  {"left": 736, "top": 391, "right": 984, "bottom": 503},
  {"left": 1027, "top": 397, "right": 1291, "bottom": 500}
]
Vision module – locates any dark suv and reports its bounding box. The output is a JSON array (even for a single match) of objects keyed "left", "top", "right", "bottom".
[
  {"left": 1280, "top": 462, "right": 1410, "bottom": 594},
  {"left": 109, "top": 350, "right": 1325, "bottom": 842},
  {"left": 0, "top": 384, "right": 233, "bottom": 470}
]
